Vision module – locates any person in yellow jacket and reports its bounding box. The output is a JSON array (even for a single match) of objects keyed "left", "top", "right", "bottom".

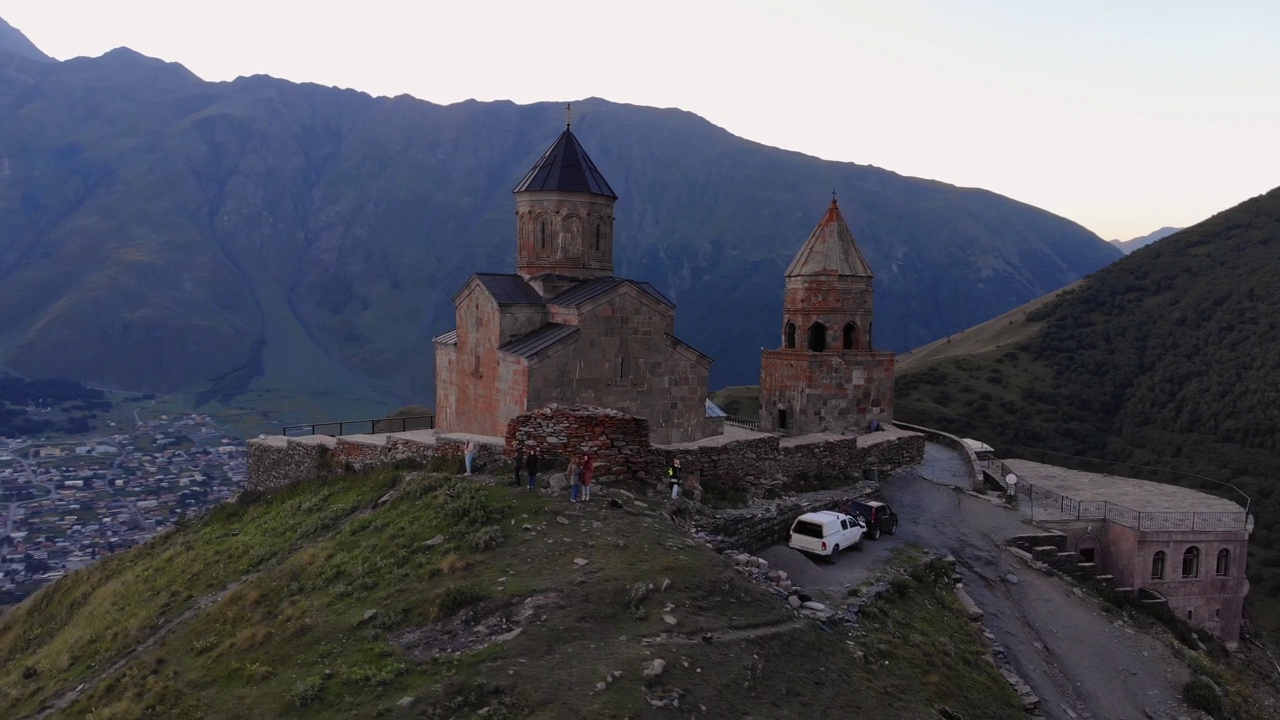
[{"left": 668, "top": 458, "right": 682, "bottom": 499}]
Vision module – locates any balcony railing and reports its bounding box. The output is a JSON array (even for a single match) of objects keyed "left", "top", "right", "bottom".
[{"left": 282, "top": 414, "right": 435, "bottom": 438}]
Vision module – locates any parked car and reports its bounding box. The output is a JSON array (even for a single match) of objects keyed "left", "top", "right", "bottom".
[
  {"left": 844, "top": 499, "right": 898, "bottom": 540},
  {"left": 788, "top": 510, "right": 866, "bottom": 562}
]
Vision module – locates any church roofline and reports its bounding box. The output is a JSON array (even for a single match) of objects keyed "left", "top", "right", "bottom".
[
  {"left": 784, "top": 198, "right": 874, "bottom": 279},
  {"left": 454, "top": 273, "right": 546, "bottom": 306},
  {"left": 512, "top": 127, "right": 617, "bottom": 198},
  {"left": 546, "top": 276, "right": 675, "bottom": 309},
  {"left": 498, "top": 323, "right": 579, "bottom": 359}
]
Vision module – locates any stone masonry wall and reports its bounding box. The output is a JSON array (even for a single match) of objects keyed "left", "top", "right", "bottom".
[
  {"left": 759, "top": 350, "right": 895, "bottom": 435},
  {"left": 506, "top": 403, "right": 651, "bottom": 479},
  {"left": 526, "top": 290, "right": 714, "bottom": 444},
  {"left": 244, "top": 436, "right": 335, "bottom": 496},
  {"left": 246, "top": 407, "right": 924, "bottom": 506}
]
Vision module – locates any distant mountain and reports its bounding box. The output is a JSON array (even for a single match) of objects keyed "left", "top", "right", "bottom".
[
  {"left": 0, "top": 17, "right": 51, "bottom": 62},
  {"left": 895, "top": 186, "right": 1280, "bottom": 616},
  {"left": 0, "top": 19, "right": 1121, "bottom": 419},
  {"left": 1109, "top": 226, "right": 1180, "bottom": 253}
]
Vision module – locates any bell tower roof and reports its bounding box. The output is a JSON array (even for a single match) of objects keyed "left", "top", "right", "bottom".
[
  {"left": 513, "top": 125, "right": 617, "bottom": 198},
  {"left": 785, "top": 198, "right": 873, "bottom": 279}
]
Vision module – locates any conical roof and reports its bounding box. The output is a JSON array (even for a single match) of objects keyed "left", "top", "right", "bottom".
[
  {"left": 513, "top": 126, "right": 617, "bottom": 198},
  {"left": 784, "top": 199, "right": 873, "bottom": 278}
]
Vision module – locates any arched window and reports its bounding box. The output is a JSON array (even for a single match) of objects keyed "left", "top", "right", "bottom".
[
  {"left": 1216, "top": 549, "right": 1230, "bottom": 576},
  {"left": 1151, "top": 551, "right": 1165, "bottom": 579},
  {"left": 1182, "top": 546, "right": 1200, "bottom": 578},
  {"left": 539, "top": 218, "right": 548, "bottom": 250},
  {"left": 784, "top": 322, "right": 796, "bottom": 349},
  {"left": 564, "top": 215, "right": 583, "bottom": 257},
  {"left": 808, "top": 322, "right": 826, "bottom": 352},
  {"left": 843, "top": 322, "right": 857, "bottom": 350},
  {"left": 594, "top": 223, "right": 602, "bottom": 252}
]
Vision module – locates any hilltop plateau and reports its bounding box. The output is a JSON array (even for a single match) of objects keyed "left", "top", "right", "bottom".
[
  {"left": 894, "top": 185, "right": 1280, "bottom": 631},
  {"left": 0, "top": 468, "right": 1028, "bottom": 718},
  {"left": 0, "top": 19, "right": 1119, "bottom": 421}
]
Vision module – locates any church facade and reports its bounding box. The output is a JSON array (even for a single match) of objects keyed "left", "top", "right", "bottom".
[
  {"left": 758, "top": 198, "right": 895, "bottom": 434},
  {"left": 433, "top": 124, "right": 716, "bottom": 444}
]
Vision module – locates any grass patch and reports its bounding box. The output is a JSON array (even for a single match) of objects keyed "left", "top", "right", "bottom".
[{"left": 1, "top": 472, "right": 1036, "bottom": 719}]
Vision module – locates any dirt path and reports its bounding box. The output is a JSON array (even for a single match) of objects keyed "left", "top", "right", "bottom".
[{"left": 884, "top": 444, "right": 1195, "bottom": 720}]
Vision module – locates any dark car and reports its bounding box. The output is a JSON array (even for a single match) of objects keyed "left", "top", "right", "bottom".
[{"left": 843, "top": 500, "right": 898, "bottom": 540}]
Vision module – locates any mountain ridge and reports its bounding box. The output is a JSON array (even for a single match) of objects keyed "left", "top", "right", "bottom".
[
  {"left": 0, "top": 32, "right": 1121, "bottom": 420},
  {"left": 1109, "top": 226, "right": 1181, "bottom": 254}
]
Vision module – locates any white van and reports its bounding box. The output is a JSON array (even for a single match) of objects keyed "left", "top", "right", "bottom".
[{"left": 788, "top": 510, "right": 866, "bottom": 562}]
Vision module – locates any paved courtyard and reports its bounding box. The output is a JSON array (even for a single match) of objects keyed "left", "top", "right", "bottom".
[{"left": 1004, "top": 459, "right": 1246, "bottom": 513}]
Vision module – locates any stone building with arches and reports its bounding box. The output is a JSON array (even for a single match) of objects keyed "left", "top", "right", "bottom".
[
  {"left": 433, "top": 124, "right": 715, "bottom": 443},
  {"left": 758, "top": 198, "right": 895, "bottom": 434}
]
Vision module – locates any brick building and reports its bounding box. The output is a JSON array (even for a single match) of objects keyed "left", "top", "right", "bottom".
[
  {"left": 759, "top": 198, "right": 894, "bottom": 434},
  {"left": 433, "top": 124, "right": 716, "bottom": 443}
]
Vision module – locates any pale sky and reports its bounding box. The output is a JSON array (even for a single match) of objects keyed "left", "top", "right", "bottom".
[{"left": 5, "top": 0, "right": 1279, "bottom": 240}]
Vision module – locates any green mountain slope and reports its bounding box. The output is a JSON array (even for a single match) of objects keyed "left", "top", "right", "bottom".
[
  {"left": 895, "top": 186, "right": 1280, "bottom": 627},
  {"left": 0, "top": 469, "right": 1026, "bottom": 718},
  {"left": 0, "top": 25, "right": 1120, "bottom": 417}
]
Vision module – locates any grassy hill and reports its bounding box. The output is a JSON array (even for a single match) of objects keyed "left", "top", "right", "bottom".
[
  {"left": 0, "top": 468, "right": 1027, "bottom": 719},
  {"left": 0, "top": 23, "right": 1120, "bottom": 420},
  {"left": 895, "top": 186, "right": 1280, "bottom": 635}
]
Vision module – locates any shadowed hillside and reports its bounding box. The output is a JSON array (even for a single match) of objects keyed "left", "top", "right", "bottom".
[
  {"left": 895, "top": 186, "right": 1280, "bottom": 630},
  {"left": 0, "top": 24, "right": 1120, "bottom": 418}
]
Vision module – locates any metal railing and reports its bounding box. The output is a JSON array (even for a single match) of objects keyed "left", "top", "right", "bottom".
[
  {"left": 1010, "top": 470, "right": 1252, "bottom": 532},
  {"left": 282, "top": 414, "right": 435, "bottom": 438},
  {"left": 724, "top": 415, "right": 761, "bottom": 431}
]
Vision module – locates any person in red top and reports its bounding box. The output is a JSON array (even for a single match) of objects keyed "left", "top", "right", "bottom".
[{"left": 580, "top": 453, "right": 595, "bottom": 501}]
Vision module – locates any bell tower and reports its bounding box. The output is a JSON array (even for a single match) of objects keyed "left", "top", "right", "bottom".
[
  {"left": 513, "top": 112, "right": 617, "bottom": 293},
  {"left": 759, "top": 197, "right": 895, "bottom": 434}
]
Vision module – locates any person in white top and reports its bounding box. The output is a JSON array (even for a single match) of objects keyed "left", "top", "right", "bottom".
[{"left": 464, "top": 440, "right": 477, "bottom": 475}]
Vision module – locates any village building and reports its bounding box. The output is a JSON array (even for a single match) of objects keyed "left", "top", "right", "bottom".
[
  {"left": 432, "top": 122, "right": 716, "bottom": 443},
  {"left": 758, "top": 198, "right": 895, "bottom": 434}
]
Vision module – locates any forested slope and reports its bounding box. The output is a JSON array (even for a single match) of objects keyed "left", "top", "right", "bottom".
[{"left": 896, "top": 186, "right": 1280, "bottom": 625}]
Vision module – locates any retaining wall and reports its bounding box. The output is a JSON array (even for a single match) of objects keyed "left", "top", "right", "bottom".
[
  {"left": 895, "top": 421, "right": 982, "bottom": 489},
  {"left": 247, "top": 405, "right": 925, "bottom": 500}
]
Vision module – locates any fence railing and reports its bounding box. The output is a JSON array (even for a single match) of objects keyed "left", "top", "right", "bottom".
[
  {"left": 282, "top": 414, "right": 435, "bottom": 438},
  {"left": 724, "top": 415, "right": 761, "bottom": 431},
  {"left": 1011, "top": 472, "right": 1252, "bottom": 532}
]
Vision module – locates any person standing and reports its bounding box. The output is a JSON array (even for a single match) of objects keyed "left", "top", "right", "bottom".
[
  {"left": 513, "top": 449, "right": 524, "bottom": 487},
  {"left": 567, "top": 456, "right": 582, "bottom": 503},
  {"left": 581, "top": 453, "right": 595, "bottom": 501},
  {"left": 527, "top": 449, "right": 541, "bottom": 491},
  {"left": 464, "top": 439, "right": 477, "bottom": 475},
  {"left": 668, "top": 458, "right": 682, "bottom": 499}
]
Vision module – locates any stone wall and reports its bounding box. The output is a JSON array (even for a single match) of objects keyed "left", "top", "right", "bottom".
[
  {"left": 759, "top": 349, "right": 895, "bottom": 435},
  {"left": 245, "top": 432, "right": 508, "bottom": 494},
  {"left": 895, "top": 421, "right": 982, "bottom": 490},
  {"left": 244, "top": 435, "right": 336, "bottom": 496},
  {"left": 505, "top": 403, "right": 651, "bottom": 479},
  {"left": 651, "top": 430, "right": 924, "bottom": 498},
  {"left": 528, "top": 289, "right": 714, "bottom": 444}
]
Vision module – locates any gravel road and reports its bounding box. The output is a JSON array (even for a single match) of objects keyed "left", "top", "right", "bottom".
[{"left": 762, "top": 442, "right": 1198, "bottom": 720}]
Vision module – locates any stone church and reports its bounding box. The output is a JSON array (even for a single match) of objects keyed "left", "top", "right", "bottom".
[
  {"left": 433, "top": 123, "right": 716, "bottom": 444},
  {"left": 759, "top": 197, "right": 895, "bottom": 434}
]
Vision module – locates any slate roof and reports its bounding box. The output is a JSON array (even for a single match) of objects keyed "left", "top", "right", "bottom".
[
  {"left": 472, "top": 273, "right": 545, "bottom": 305},
  {"left": 499, "top": 323, "right": 579, "bottom": 359},
  {"left": 548, "top": 276, "right": 675, "bottom": 308},
  {"left": 785, "top": 199, "right": 874, "bottom": 278},
  {"left": 513, "top": 127, "right": 617, "bottom": 198}
]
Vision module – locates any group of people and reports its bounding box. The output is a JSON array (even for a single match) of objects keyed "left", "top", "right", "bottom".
[
  {"left": 501, "top": 447, "right": 685, "bottom": 502},
  {"left": 512, "top": 449, "right": 594, "bottom": 502}
]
